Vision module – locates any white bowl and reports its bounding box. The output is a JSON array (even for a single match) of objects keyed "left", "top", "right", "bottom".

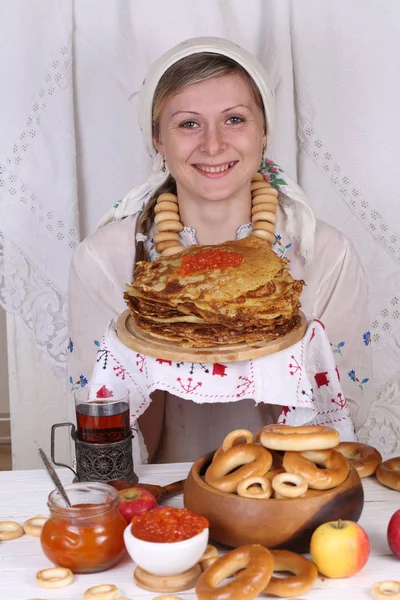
[{"left": 123, "top": 523, "right": 209, "bottom": 576}]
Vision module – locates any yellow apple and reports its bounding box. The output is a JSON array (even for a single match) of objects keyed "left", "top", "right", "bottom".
[{"left": 310, "top": 519, "right": 370, "bottom": 578}]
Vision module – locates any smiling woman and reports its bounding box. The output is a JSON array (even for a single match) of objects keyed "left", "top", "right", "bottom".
[{"left": 67, "top": 37, "right": 372, "bottom": 463}]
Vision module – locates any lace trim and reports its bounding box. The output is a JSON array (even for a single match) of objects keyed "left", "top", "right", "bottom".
[
  {"left": 0, "top": 233, "right": 68, "bottom": 380},
  {"left": 298, "top": 111, "right": 400, "bottom": 263}
]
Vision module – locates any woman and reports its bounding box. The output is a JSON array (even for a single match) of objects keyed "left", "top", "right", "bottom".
[{"left": 68, "top": 37, "right": 372, "bottom": 462}]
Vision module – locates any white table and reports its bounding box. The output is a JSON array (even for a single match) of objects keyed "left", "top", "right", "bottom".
[{"left": 0, "top": 463, "right": 399, "bottom": 599}]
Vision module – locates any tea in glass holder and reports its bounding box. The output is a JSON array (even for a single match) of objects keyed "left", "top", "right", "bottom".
[
  {"left": 75, "top": 384, "right": 130, "bottom": 444},
  {"left": 52, "top": 383, "right": 138, "bottom": 485}
]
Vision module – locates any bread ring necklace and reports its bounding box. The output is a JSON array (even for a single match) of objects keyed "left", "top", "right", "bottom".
[{"left": 153, "top": 172, "right": 278, "bottom": 257}]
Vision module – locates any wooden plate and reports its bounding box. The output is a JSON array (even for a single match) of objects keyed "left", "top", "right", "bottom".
[{"left": 116, "top": 309, "right": 307, "bottom": 362}]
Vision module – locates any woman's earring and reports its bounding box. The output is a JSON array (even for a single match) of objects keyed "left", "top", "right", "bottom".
[{"left": 161, "top": 157, "right": 167, "bottom": 173}]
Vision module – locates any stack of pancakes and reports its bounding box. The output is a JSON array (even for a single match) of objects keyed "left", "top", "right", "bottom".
[{"left": 124, "top": 237, "right": 304, "bottom": 348}]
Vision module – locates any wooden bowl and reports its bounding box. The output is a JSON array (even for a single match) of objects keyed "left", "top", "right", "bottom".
[{"left": 184, "top": 451, "right": 364, "bottom": 553}]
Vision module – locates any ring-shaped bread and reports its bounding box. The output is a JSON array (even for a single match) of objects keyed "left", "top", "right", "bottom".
[
  {"left": 36, "top": 567, "right": 73, "bottom": 589},
  {"left": 205, "top": 444, "right": 272, "bottom": 494},
  {"left": 283, "top": 449, "right": 350, "bottom": 490},
  {"left": 376, "top": 457, "right": 400, "bottom": 491},
  {"left": 265, "top": 549, "right": 318, "bottom": 597},
  {"left": 196, "top": 544, "right": 274, "bottom": 600},
  {"left": 258, "top": 424, "right": 340, "bottom": 452},
  {"left": 237, "top": 475, "right": 273, "bottom": 499},
  {"left": 271, "top": 472, "right": 308, "bottom": 498},
  {"left": 335, "top": 442, "right": 382, "bottom": 478}
]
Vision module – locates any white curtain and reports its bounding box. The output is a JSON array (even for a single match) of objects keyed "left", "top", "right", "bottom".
[{"left": 1, "top": 0, "right": 399, "bottom": 458}]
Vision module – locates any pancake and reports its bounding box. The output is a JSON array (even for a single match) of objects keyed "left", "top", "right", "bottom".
[{"left": 124, "top": 237, "right": 304, "bottom": 347}]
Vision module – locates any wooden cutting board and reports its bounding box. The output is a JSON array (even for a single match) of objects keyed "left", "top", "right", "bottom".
[{"left": 116, "top": 309, "right": 307, "bottom": 362}]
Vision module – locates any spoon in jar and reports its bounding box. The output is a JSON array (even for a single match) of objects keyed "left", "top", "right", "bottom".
[{"left": 38, "top": 447, "right": 72, "bottom": 508}]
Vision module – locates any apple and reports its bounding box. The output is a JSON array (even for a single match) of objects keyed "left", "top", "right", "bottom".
[
  {"left": 118, "top": 486, "right": 158, "bottom": 524},
  {"left": 310, "top": 519, "right": 370, "bottom": 578},
  {"left": 387, "top": 509, "right": 400, "bottom": 558}
]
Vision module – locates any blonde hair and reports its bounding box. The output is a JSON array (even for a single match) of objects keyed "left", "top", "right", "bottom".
[{"left": 135, "top": 52, "right": 265, "bottom": 263}]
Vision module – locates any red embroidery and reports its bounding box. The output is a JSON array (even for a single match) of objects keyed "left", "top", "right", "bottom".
[
  {"left": 96, "top": 385, "right": 113, "bottom": 398},
  {"left": 113, "top": 365, "right": 126, "bottom": 380},
  {"left": 335, "top": 367, "right": 341, "bottom": 381},
  {"left": 136, "top": 353, "right": 145, "bottom": 373},
  {"left": 288, "top": 355, "right": 302, "bottom": 376},
  {"left": 331, "top": 393, "right": 346, "bottom": 409},
  {"left": 236, "top": 375, "right": 252, "bottom": 397},
  {"left": 314, "top": 371, "right": 329, "bottom": 388},
  {"left": 314, "top": 319, "right": 325, "bottom": 329},
  {"left": 212, "top": 363, "right": 228, "bottom": 377},
  {"left": 176, "top": 377, "right": 202, "bottom": 393},
  {"left": 156, "top": 358, "right": 173, "bottom": 366},
  {"left": 310, "top": 327, "right": 316, "bottom": 342},
  {"left": 279, "top": 405, "right": 291, "bottom": 424}
]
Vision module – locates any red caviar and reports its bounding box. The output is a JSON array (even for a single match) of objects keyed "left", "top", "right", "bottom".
[
  {"left": 130, "top": 506, "right": 208, "bottom": 543},
  {"left": 177, "top": 249, "right": 242, "bottom": 277}
]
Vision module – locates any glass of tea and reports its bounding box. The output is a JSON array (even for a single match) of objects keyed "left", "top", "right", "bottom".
[{"left": 74, "top": 383, "right": 130, "bottom": 444}]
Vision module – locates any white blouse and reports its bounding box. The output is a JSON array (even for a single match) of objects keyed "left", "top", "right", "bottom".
[{"left": 68, "top": 207, "right": 373, "bottom": 462}]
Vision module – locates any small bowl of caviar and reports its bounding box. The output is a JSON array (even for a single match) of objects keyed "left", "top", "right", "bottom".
[{"left": 123, "top": 506, "right": 209, "bottom": 576}]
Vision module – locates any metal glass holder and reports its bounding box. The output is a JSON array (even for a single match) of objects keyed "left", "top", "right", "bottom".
[{"left": 51, "top": 423, "right": 138, "bottom": 484}]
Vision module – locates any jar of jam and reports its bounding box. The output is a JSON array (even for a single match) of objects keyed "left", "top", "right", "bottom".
[{"left": 41, "top": 482, "right": 126, "bottom": 573}]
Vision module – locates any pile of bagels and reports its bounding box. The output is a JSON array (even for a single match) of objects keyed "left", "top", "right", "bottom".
[{"left": 204, "top": 424, "right": 390, "bottom": 500}]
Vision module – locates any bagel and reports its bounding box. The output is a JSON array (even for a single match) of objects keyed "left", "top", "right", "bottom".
[
  {"left": 376, "top": 457, "right": 400, "bottom": 491},
  {"left": 372, "top": 581, "right": 400, "bottom": 600},
  {"left": 153, "top": 231, "right": 181, "bottom": 243},
  {"left": 271, "top": 472, "right": 308, "bottom": 498},
  {"left": 252, "top": 221, "right": 276, "bottom": 233},
  {"left": 205, "top": 443, "right": 272, "bottom": 494},
  {"left": 222, "top": 429, "right": 254, "bottom": 452},
  {"left": 160, "top": 245, "right": 184, "bottom": 257},
  {"left": 0, "top": 521, "right": 24, "bottom": 541},
  {"left": 154, "top": 201, "right": 179, "bottom": 214},
  {"left": 237, "top": 475, "right": 273, "bottom": 499},
  {"left": 36, "top": 567, "right": 73, "bottom": 589},
  {"left": 258, "top": 424, "right": 340, "bottom": 452},
  {"left": 196, "top": 544, "right": 274, "bottom": 600},
  {"left": 250, "top": 229, "right": 275, "bottom": 243},
  {"left": 251, "top": 202, "right": 278, "bottom": 215},
  {"left": 283, "top": 449, "right": 350, "bottom": 490},
  {"left": 252, "top": 211, "right": 277, "bottom": 224},
  {"left": 265, "top": 549, "right": 318, "bottom": 597},
  {"left": 157, "top": 220, "right": 183, "bottom": 233},
  {"left": 336, "top": 442, "right": 382, "bottom": 478},
  {"left": 23, "top": 516, "right": 47, "bottom": 537},
  {"left": 157, "top": 193, "right": 178, "bottom": 203},
  {"left": 154, "top": 211, "right": 180, "bottom": 224}
]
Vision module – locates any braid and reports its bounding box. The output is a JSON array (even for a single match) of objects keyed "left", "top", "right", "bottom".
[{"left": 134, "top": 175, "right": 177, "bottom": 265}]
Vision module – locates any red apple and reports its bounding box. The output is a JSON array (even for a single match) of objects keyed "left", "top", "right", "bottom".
[
  {"left": 387, "top": 509, "right": 400, "bottom": 558},
  {"left": 118, "top": 486, "right": 158, "bottom": 523},
  {"left": 310, "top": 519, "right": 370, "bottom": 578}
]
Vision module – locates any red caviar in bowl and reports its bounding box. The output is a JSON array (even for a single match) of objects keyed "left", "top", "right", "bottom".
[{"left": 130, "top": 506, "right": 208, "bottom": 543}]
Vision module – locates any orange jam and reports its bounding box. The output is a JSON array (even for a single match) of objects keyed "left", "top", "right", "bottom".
[
  {"left": 41, "top": 483, "right": 126, "bottom": 574},
  {"left": 130, "top": 506, "right": 209, "bottom": 543},
  {"left": 177, "top": 249, "right": 242, "bottom": 277}
]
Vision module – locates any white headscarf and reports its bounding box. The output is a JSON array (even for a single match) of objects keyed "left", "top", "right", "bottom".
[{"left": 95, "top": 37, "right": 315, "bottom": 264}]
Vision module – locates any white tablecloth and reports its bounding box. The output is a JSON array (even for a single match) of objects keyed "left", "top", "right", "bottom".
[{"left": 0, "top": 464, "right": 399, "bottom": 599}]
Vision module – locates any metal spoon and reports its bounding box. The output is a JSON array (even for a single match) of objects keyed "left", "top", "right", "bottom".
[{"left": 38, "top": 447, "right": 72, "bottom": 508}]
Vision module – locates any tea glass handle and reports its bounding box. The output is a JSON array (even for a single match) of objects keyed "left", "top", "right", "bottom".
[{"left": 51, "top": 423, "right": 78, "bottom": 479}]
